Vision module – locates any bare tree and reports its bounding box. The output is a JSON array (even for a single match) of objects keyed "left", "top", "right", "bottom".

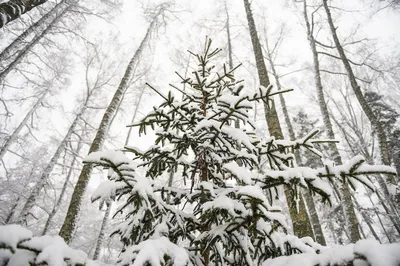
[
  {"left": 297, "top": 0, "right": 362, "bottom": 243},
  {"left": 59, "top": 3, "right": 171, "bottom": 243},
  {"left": 322, "top": 0, "right": 397, "bottom": 189},
  {"left": 263, "top": 24, "right": 326, "bottom": 245},
  {"left": 0, "top": 4, "right": 71, "bottom": 84},
  {"left": 41, "top": 137, "right": 83, "bottom": 235},
  {"left": 243, "top": 0, "right": 315, "bottom": 240},
  {"left": 0, "top": 0, "right": 69, "bottom": 63},
  {"left": 0, "top": 89, "right": 49, "bottom": 161},
  {"left": 16, "top": 57, "right": 105, "bottom": 225},
  {"left": 92, "top": 202, "right": 111, "bottom": 260},
  {"left": 0, "top": 0, "right": 48, "bottom": 29}
]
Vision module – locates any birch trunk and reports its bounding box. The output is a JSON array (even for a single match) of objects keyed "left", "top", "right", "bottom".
[
  {"left": 0, "top": 0, "right": 69, "bottom": 64},
  {"left": 92, "top": 202, "right": 111, "bottom": 260},
  {"left": 59, "top": 8, "right": 163, "bottom": 243},
  {"left": 302, "top": 0, "right": 361, "bottom": 243},
  {"left": 243, "top": 0, "right": 314, "bottom": 240},
  {"left": 17, "top": 84, "right": 96, "bottom": 226},
  {"left": 0, "top": 89, "right": 48, "bottom": 161},
  {"left": 41, "top": 139, "right": 82, "bottom": 235},
  {"left": 0, "top": 6, "right": 69, "bottom": 84},
  {"left": 17, "top": 108, "right": 81, "bottom": 226},
  {"left": 0, "top": 0, "right": 48, "bottom": 29},
  {"left": 353, "top": 195, "right": 381, "bottom": 243},
  {"left": 224, "top": 1, "right": 240, "bottom": 130},
  {"left": 322, "top": 0, "right": 396, "bottom": 185},
  {"left": 264, "top": 30, "right": 326, "bottom": 244},
  {"left": 4, "top": 197, "right": 20, "bottom": 224},
  {"left": 331, "top": 111, "right": 400, "bottom": 235}
]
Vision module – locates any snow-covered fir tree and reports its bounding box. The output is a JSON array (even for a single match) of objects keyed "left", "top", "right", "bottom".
[
  {"left": 83, "top": 39, "right": 396, "bottom": 266},
  {"left": 1, "top": 39, "right": 399, "bottom": 266}
]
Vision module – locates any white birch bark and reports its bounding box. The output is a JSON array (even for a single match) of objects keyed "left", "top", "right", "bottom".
[{"left": 59, "top": 6, "right": 166, "bottom": 243}]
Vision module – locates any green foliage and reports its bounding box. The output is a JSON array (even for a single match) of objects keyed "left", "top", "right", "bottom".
[{"left": 85, "top": 38, "right": 396, "bottom": 266}]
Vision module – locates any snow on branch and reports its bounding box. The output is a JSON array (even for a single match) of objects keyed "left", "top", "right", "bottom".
[
  {"left": 262, "top": 239, "right": 400, "bottom": 266},
  {"left": 118, "top": 236, "right": 191, "bottom": 266},
  {"left": 0, "top": 224, "right": 100, "bottom": 266},
  {"left": 252, "top": 155, "right": 396, "bottom": 203}
]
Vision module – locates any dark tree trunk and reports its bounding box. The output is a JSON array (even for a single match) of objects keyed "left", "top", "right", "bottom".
[
  {"left": 243, "top": 0, "right": 314, "bottom": 240},
  {"left": 0, "top": 0, "right": 68, "bottom": 63},
  {"left": 323, "top": 0, "right": 396, "bottom": 185},
  {"left": 302, "top": 0, "right": 361, "bottom": 243},
  {"left": 59, "top": 7, "right": 164, "bottom": 243},
  {"left": 0, "top": 0, "right": 48, "bottom": 29},
  {"left": 0, "top": 5, "right": 69, "bottom": 84}
]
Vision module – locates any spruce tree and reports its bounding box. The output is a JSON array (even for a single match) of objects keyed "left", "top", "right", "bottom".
[{"left": 85, "top": 39, "right": 396, "bottom": 266}]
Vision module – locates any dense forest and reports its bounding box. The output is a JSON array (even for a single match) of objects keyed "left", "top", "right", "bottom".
[{"left": 0, "top": 0, "right": 400, "bottom": 265}]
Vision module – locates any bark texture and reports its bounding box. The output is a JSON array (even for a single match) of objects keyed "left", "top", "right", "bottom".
[
  {"left": 93, "top": 202, "right": 111, "bottom": 260},
  {"left": 0, "top": 0, "right": 48, "bottom": 29},
  {"left": 303, "top": 0, "right": 361, "bottom": 242},
  {"left": 41, "top": 141, "right": 81, "bottom": 235},
  {"left": 0, "top": 4, "right": 69, "bottom": 84},
  {"left": 243, "top": 0, "right": 314, "bottom": 240},
  {"left": 59, "top": 8, "right": 162, "bottom": 243},
  {"left": 264, "top": 30, "right": 325, "bottom": 243},
  {"left": 0, "top": 0, "right": 69, "bottom": 64},
  {"left": 17, "top": 111, "right": 80, "bottom": 225},
  {"left": 323, "top": 0, "right": 395, "bottom": 184}
]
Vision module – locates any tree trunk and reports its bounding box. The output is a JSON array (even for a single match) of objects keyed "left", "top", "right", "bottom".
[
  {"left": 243, "top": 0, "right": 314, "bottom": 240},
  {"left": 322, "top": 0, "right": 396, "bottom": 185},
  {"left": 302, "top": 0, "right": 361, "bottom": 243},
  {"left": 17, "top": 109, "right": 81, "bottom": 225},
  {"left": 331, "top": 109, "right": 400, "bottom": 236},
  {"left": 263, "top": 29, "right": 326, "bottom": 244},
  {"left": 92, "top": 202, "right": 111, "bottom": 260},
  {"left": 124, "top": 88, "right": 145, "bottom": 147},
  {"left": 0, "top": 0, "right": 48, "bottom": 29},
  {"left": 353, "top": 195, "right": 381, "bottom": 243},
  {"left": 0, "top": 89, "right": 48, "bottom": 161},
  {"left": 59, "top": 8, "right": 164, "bottom": 243},
  {"left": 0, "top": 0, "right": 69, "bottom": 63},
  {"left": 224, "top": 1, "right": 240, "bottom": 130},
  {"left": 0, "top": 5, "right": 69, "bottom": 84},
  {"left": 243, "top": 0, "right": 283, "bottom": 140},
  {"left": 41, "top": 139, "right": 82, "bottom": 235},
  {"left": 3, "top": 197, "right": 20, "bottom": 224}
]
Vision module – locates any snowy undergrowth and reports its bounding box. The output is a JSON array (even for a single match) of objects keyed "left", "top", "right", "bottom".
[
  {"left": 1, "top": 224, "right": 400, "bottom": 266},
  {"left": 0, "top": 224, "right": 106, "bottom": 266}
]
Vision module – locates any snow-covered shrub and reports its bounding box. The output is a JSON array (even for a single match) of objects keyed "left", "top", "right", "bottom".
[
  {"left": 263, "top": 240, "right": 400, "bottom": 266},
  {"left": 83, "top": 38, "right": 397, "bottom": 266},
  {"left": 0, "top": 224, "right": 100, "bottom": 266}
]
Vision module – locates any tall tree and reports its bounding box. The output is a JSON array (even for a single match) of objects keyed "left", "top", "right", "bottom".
[
  {"left": 85, "top": 39, "right": 395, "bottom": 266},
  {"left": 92, "top": 202, "right": 111, "bottom": 260},
  {"left": 0, "top": 0, "right": 69, "bottom": 64},
  {"left": 41, "top": 138, "right": 83, "bottom": 235},
  {"left": 0, "top": 0, "right": 48, "bottom": 29},
  {"left": 0, "top": 4, "right": 70, "bottom": 84},
  {"left": 16, "top": 66, "right": 103, "bottom": 225},
  {"left": 243, "top": 0, "right": 314, "bottom": 240},
  {"left": 300, "top": 0, "right": 361, "bottom": 242},
  {"left": 322, "top": 0, "right": 398, "bottom": 188},
  {"left": 59, "top": 3, "right": 170, "bottom": 243},
  {"left": 263, "top": 26, "right": 326, "bottom": 245},
  {"left": 0, "top": 89, "right": 49, "bottom": 161}
]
